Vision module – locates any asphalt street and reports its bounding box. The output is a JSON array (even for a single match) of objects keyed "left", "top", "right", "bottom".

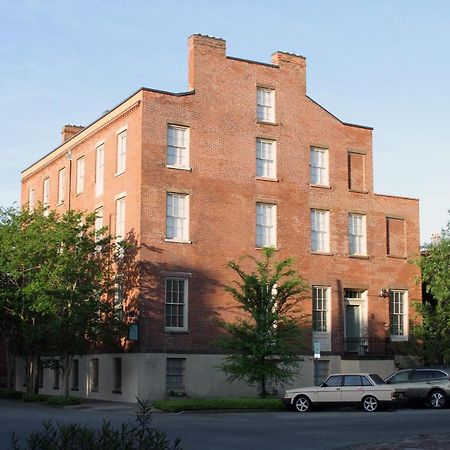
[{"left": 2, "top": 399, "right": 450, "bottom": 449}]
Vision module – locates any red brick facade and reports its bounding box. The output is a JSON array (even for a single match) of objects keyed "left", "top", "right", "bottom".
[{"left": 21, "top": 34, "right": 421, "bottom": 361}]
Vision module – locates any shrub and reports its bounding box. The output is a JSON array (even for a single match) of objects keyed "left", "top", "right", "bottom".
[
  {"left": 153, "top": 397, "right": 284, "bottom": 413},
  {"left": 46, "top": 395, "right": 81, "bottom": 406},
  {"left": 0, "top": 389, "right": 23, "bottom": 399},
  {"left": 22, "top": 393, "right": 48, "bottom": 402},
  {"left": 11, "top": 398, "right": 182, "bottom": 450}
]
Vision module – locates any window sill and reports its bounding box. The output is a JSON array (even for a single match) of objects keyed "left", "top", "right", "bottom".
[
  {"left": 348, "top": 189, "right": 369, "bottom": 194},
  {"left": 165, "top": 329, "right": 189, "bottom": 334},
  {"left": 256, "top": 176, "right": 278, "bottom": 182},
  {"left": 57, "top": 201, "right": 65, "bottom": 206},
  {"left": 166, "top": 165, "right": 192, "bottom": 172},
  {"left": 112, "top": 390, "right": 122, "bottom": 394},
  {"left": 164, "top": 238, "right": 192, "bottom": 244},
  {"left": 311, "top": 251, "right": 333, "bottom": 256},
  {"left": 255, "top": 246, "right": 278, "bottom": 250},
  {"left": 70, "top": 388, "right": 79, "bottom": 392},
  {"left": 256, "top": 120, "right": 278, "bottom": 126},
  {"left": 349, "top": 254, "right": 370, "bottom": 260},
  {"left": 309, "top": 183, "right": 331, "bottom": 190},
  {"left": 387, "top": 255, "right": 407, "bottom": 260},
  {"left": 114, "top": 171, "right": 125, "bottom": 177}
]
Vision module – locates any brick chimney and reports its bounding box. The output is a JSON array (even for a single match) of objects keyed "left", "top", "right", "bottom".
[
  {"left": 61, "top": 125, "right": 85, "bottom": 144},
  {"left": 272, "top": 51, "right": 307, "bottom": 94},
  {"left": 188, "top": 34, "right": 226, "bottom": 91}
]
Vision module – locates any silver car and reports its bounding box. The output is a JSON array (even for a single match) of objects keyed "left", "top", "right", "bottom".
[
  {"left": 385, "top": 368, "right": 450, "bottom": 408},
  {"left": 283, "top": 373, "right": 397, "bottom": 412}
]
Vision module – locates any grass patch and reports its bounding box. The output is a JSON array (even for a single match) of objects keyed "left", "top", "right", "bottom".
[
  {"left": 0, "top": 389, "right": 24, "bottom": 399},
  {"left": 153, "top": 397, "right": 284, "bottom": 412},
  {"left": 47, "top": 395, "right": 81, "bottom": 406},
  {"left": 22, "top": 393, "right": 49, "bottom": 402}
]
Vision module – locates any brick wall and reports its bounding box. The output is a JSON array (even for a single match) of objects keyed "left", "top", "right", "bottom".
[{"left": 21, "top": 34, "right": 421, "bottom": 356}]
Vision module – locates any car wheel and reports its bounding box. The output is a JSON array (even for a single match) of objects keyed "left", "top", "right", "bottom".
[
  {"left": 362, "top": 395, "right": 379, "bottom": 412},
  {"left": 428, "top": 390, "right": 447, "bottom": 409},
  {"left": 294, "top": 395, "right": 311, "bottom": 412}
]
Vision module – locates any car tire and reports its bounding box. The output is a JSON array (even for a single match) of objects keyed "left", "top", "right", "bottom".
[
  {"left": 362, "top": 395, "right": 379, "bottom": 412},
  {"left": 428, "top": 389, "right": 447, "bottom": 409},
  {"left": 294, "top": 395, "right": 312, "bottom": 412}
]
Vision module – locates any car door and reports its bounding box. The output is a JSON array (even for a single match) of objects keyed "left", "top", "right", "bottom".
[
  {"left": 317, "top": 375, "right": 343, "bottom": 404},
  {"left": 341, "top": 375, "right": 365, "bottom": 404}
]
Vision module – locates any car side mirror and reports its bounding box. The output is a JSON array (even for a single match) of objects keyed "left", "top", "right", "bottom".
[
  {"left": 320, "top": 382, "right": 327, "bottom": 388},
  {"left": 385, "top": 380, "right": 391, "bottom": 384}
]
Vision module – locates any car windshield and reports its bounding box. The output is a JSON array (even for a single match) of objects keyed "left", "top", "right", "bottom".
[{"left": 369, "top": 374, "right": 386, "bottom": 385}]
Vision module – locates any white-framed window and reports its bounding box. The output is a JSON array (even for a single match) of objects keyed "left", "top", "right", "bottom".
[
  {"left": 166, "top": 193, "right": 189, "bottom": 241},
  {"left": 311, "top": 209, "right": 329, "bottom": 252},
  {"left": 310, "top": 147, "right": 329, "bottom": 186},
  {"left": 117, "top": 131, "right": 127, "bottom": 175},
  {"left": 256, "top": 203, "right": 276, "bottom": 248},
  {"left": 94, "top": 206, "right": 103, "bottom": 240},
  {"left": 167, "top": 125, "right": 189, "bottom": 169},
  {"left": 166, "top": 358, "right": 185, "bottom": 392},
  {"left": 43, "top": 178, "right": 50, "bottom": 209},
  {"left": 95, "top": 144, "right": 105, "bottom": 197},
  {"left": 76, "top": 157, "right": 85, "bottom": 195},
  {"left": 115, "top": 197, "right": 126, "bottom": 241},
  {"left": 348, "top": 213, "right": 367, "bottom": 256},
  {"left": 165, "top": 278, "right": 188, "bottom": 331},
  {"left": 71, "top": 359, "right": 79, "bottom": 391},
  {"left": 57, "top": 168, "right": 65, "bottom": 204},
  {"left": 256, "top": 87, "right": 275, "bottom": 122},
  {"left": 312, "top": 286, "right": 329, "bottom": 332},
  {"left": 256, "top": 139, "right": 276, "bottom": 179},
  {"left": 390, "top": 290, "right": 408, "bottom": 339},
  {"left": 29, "top": 188, "right": 35, "bottom": 212}
]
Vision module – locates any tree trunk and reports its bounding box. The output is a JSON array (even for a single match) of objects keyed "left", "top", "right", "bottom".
[{"left": 61, "top": 353, "right": 72, "bottom": 397}]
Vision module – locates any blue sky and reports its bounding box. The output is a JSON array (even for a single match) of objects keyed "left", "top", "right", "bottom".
[{"left": 1, "top": 0, "right": 449, "bottom": 243}]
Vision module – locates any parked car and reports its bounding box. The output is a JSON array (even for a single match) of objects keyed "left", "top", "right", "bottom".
[
  {"left": 283, "top": 373, "right": 398, "bottom": 413},
  {"left": 385, "top": 368, "right": 450, "bottom": 408}
]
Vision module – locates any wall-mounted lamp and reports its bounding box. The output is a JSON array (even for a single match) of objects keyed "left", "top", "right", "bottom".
[{"left": 379, "top": 288, "right": 389, "bottom": 298}]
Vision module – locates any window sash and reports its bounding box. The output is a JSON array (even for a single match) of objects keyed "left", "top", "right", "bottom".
[
  {"left": 115, "top": 197, "right": 126, "bottom": 241},
  {"left": 257, "top": 88, "right": 274, "bottom": 122},
  {"left": 312, "top": 287, "right": 328, "bottom": 332},
  {"left": 349, "top": 214, "right": 366, "bottom": 255},
  {"left": 390, "top": 291, "right": 405, "bottom": 336},
  {"left": 256, "top": 139, "right": 276, "bottom": 178},
  {"left": 256, "top": 203, "right": 276, "bottom": 247},
  {"left": 76, "top": 158, "right": 85, "bottom": 194},
  {"left": 96, "top": 144, "right": 105, "bottom": 197},
  {"left": 166, "top": 193, "right": 188, "bottom": 240},
  {"left": 58, "top": 169, "right": 65, "bottom": 204},
  {"left": 166, "top": 358, "right": 185, "bottom": 391},
  {"left": 72, "top": 359, "right": 79, "bottom": 390},
  {"left": 167, "top": 126, "right": 189, "bottom": 168},
  {"left": 117, "top": 131, "right": 127, "bottom": 174},
  {"left": 90, "top": 359, "right": 99, "bottom": 392},
  {"left": 113, "top": 358, "right": 122, "bottom": 392},
  {"left": 311, "top": 210, "right": 329, "bottom": 252},
  {"left": 43, "top": 178, "right": 50, "bottom": 207},
  {"left": 310, "top": 148, "right": 328, "bottom": 185},
  {"left": 29, "top": 188, "right": 35, "bottom": 211},
  {"left": 165, "top": 278, "right": 187, "bottom": 329}
]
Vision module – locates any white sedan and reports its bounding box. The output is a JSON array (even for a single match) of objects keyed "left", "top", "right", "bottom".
[{"left": 283, "top": 373, "right": 398, "bottom": 412}]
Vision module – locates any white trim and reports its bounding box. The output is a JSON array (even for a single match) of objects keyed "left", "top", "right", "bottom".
[
  {"left": 389, "top": 290, "right": 409, "bottom": 341},
  {"left": 95, "top": 140, "right": 105, "bottom": 147},
  {"left": 164, "top": 277, "right": 188, "bottom": 332},
  {"left": 114, "top": 191, "right": 126, "bottom": 200},
  {"left": 116, "top": 125, "right": 128, "bottom": 135}
]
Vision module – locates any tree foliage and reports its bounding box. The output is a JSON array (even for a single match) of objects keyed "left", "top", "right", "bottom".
[
  {"left": 0, "top": 206, "right": 133, "bottom": 393},
  {"left": 217, "top": 247, "right": 308, "bottom": 397},
  {"left": 415, "top": 218, "right": 450, "bottom": 364}
]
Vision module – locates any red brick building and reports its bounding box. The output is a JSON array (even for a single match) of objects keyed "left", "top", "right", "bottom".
[{"left": 20, "top": 35, "right": 421, "bottom": 401}]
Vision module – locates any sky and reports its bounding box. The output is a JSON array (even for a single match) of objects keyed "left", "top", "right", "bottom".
[{"left": 1, "top": 0, "right": 449, "bottom": 243}]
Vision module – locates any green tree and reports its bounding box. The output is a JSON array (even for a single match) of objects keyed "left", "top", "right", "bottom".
[
  {"left": 0, "top": 206, "right": 132, "bottom": 394},
  {"left": 416, "top": 218, "right": 450, "bottom": 365},
  {"left": 218, "top": 247, "right": 308, "bottom": 397}
]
